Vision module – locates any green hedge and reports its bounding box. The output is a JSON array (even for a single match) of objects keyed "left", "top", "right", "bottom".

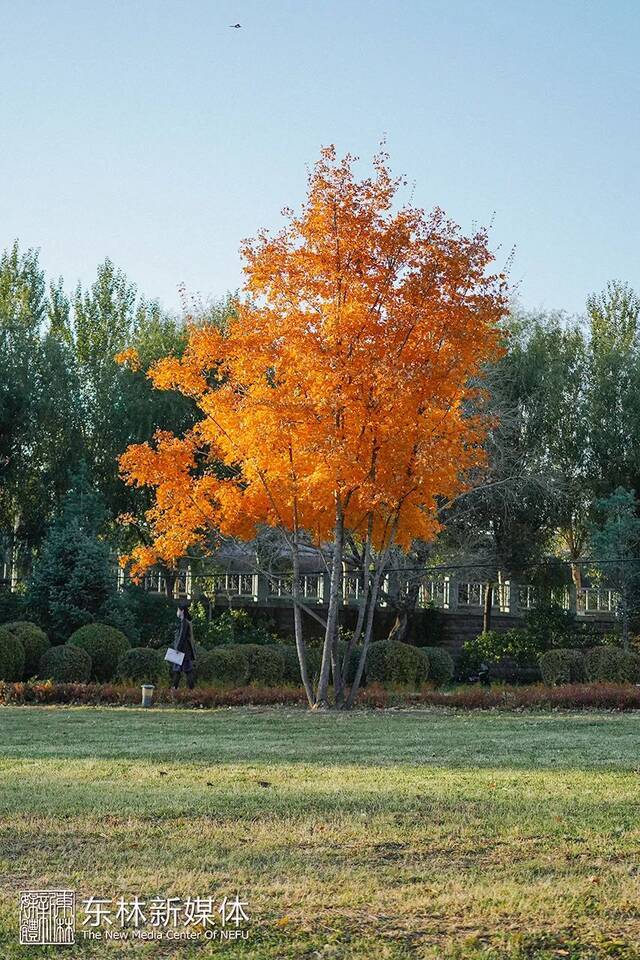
[
  {"left": 3, "top": 622, "right": 50, "bottom": 678},
  {"left": 269, "top": 644, "right": 301, "bottom": 684},
  {"left": 39, "top": 644, "right": 92, "bottom": 682},
  {"left": 67, "top": 623, "right": 130, "bottom": 681},
  {"left": 367, "top": 640, "right": 428, "bottom": 687},
  {"left": 539, "top": 648, "right": 586, "bottom": 685},
  {"left": 0, "top": 625, "right": 26, "bottom": 681},
  {"left": 117, "top": 647, "right": 167, "bottom": 684},
  {"left": 585, "top": 646, "right": 640, "bottom": 683},
  {"left": 195, "top": 643, "right": 289, "bottom": 686},
  {"left": 421, "top": 646, "right": 454, "bottom": 686},
  {"left": 242, "top": 644, "right": 286, "bottom": 684},
  {"left": 196, "top": 647, "right": 250, "bottom": 685}
]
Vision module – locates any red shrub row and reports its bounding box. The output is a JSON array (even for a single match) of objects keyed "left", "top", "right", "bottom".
[
  {"left": 417, "top": 682, "right": 640, "bottom": 711},
  {"left": 0, "top": 681, "right": 308, "bottom": 708},
  {"left": 0, "top": 680, "right": 639, "bottom": 710}
]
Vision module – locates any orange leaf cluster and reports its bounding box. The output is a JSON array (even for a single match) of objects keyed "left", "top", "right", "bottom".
[{"left": 119, "top": 147, "right": 508, "bottom": 577}]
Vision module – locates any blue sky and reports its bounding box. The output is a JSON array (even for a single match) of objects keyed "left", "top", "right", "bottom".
[{"left": 1, "top": 0, "right": 639, "bottom": 315}]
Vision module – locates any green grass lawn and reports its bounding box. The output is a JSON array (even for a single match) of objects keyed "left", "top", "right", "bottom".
[{"left": 0, "top": 706, "right": 639, "bottom": 959}]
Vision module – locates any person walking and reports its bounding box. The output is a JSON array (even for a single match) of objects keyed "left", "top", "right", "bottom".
[{"left": 170, "top": 600, "right": 197, "bottom": 691}]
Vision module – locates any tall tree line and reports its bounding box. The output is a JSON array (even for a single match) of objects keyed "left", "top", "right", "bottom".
[{"left": 0, "top": 242, "right": 196, "bottom": 583}]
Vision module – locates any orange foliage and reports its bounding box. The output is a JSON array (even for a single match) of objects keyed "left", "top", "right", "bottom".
[
  {"left": 114, "top": 347, "right": 141, "bottom": 371},
  {"left": 119, "top": 147, "right": 508, "bottom": 577}
]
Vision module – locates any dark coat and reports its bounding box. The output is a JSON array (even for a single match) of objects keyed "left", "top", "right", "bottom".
[{"left": 171, "top": 617, "right": 196, "bottom": 673}]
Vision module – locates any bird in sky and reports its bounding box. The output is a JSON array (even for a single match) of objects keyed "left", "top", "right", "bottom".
[{"left": 229, "top": 23, "right": 241, "bottom": 28}]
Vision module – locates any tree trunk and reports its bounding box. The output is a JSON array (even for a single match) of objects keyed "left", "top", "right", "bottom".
[
  {"left": 570, "top": 561, "right": 582, "bottom": 590},
  {"left": 163, "top": 568, "right": 177, "bottom": 600},
  {"left": 340, "top": 514, "right": 373, "bottom": 690},
  {"left": 315, "top": 497, "right": 344, "bottom": 708},
  {"left": 346, "top": 552, "right": 389, "bottom": 709},
  {"left": 387, "top": 609, "right": 408, "bottom": 643},
  {"left": 483, "top": 581, "right": 493, "bottom": 633},
  {"left": 292, "top": 538, "right": 315, "bottom": 706},
  {"left": 9, "top": 508, "right": 20, "bottom": 590}
]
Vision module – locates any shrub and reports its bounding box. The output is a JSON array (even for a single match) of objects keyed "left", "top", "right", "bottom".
[
  {"left": 463, "top": 629, "right": 537, "bottom": 668},
  {"left": 585, "top": 645, "right": 640, "bottom": 683},
  {"left": 366, "top": 640, "right": 428, "bottom": 687},
  {"left": 2, "top": 622, "right": 50, "bottom": 678},
  {"left": 196, "top": 646, "right": 250, "bottom": 685},
  {"left": 117, "top": 647, "right": 167, "bottom": 684},
  {"left": 0, "top": 625, "right": 26, "bottom": 681},
  {"left": 4, "top": 680, "right": 640, "bottom": 711},
  {"left": 67, "top": 624, "right": 130, "bottom": 681},
  {"left": 539, "top": 648, "right": 586, "bottom": 685},
  {"left": 39, "top": 644, "right": 91, "bottom": 682},
  {"left": 421, "top": 647, "right": 454, "bottom": 686},
  {"left": 241, "top": 644, "right": 286, "bottom": 684}
]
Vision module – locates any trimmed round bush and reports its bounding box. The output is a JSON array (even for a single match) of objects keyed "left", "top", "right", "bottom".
[
  {"left": 117, "top": 647, "right": 167, "bottom": 684},
  {"left": 67, "top": 623, "right": 130, "bottom": 681},
  {"left": 585, "top": 645, "right": 640, "bottom": 683},
  {"left": 421, "top": 646, "right": 454, "bottom": 686},
  {"left": 39, "top": 644, "right": 92, "bottom": 683},
  {"left": 539, "top": 648, "right": 586, "bottom": 685},
  {"left": 3, "top": 622, "right": 50, "bottom": 678},
  {"left": 367, "top": 640, "right": 428, "bottom": 687},
  {"left": 242, "top": 644, "right": 286, "bottom": 684},
  {"left": 196, "top": 646, "right": 250, "bottom": 685},
  {"left": 0, "top": 625, "right": 26, "bottom": 681}
]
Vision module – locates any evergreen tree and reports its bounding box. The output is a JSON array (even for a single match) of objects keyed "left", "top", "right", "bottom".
[{"left": 26, "top": 475, "right": 135, "bottom": 643}]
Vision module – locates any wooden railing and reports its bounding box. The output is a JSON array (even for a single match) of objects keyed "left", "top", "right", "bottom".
[{"left": 127, "top": 568, "right": 620, "bottom": 620}]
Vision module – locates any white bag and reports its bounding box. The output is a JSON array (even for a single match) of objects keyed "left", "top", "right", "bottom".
[{"left": 164, "top": 647, "right": 185, "bottom": 666}]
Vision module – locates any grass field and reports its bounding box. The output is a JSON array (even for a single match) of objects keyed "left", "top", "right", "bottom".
[{"left": 0, "top": 706, "right": 639, "bottom": 959}]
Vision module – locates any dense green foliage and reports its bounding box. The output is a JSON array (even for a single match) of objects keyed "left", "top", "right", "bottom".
[
  {"left": 241, "top": 644, "right": 286, "bottom": 684},
  {"left": 39, "top": 644, "right": 92, "bottom": 682},
  {"left": 123, "top": 587, "right": 176, "bottom": 648},
  {"left": 67, "top": 623, "right": 130, "bottom": 681},
  {"left": 366, "top": 640, "right": 428, "bottom": 687},
  {"left": 2, "top": 621, "right": 49, "bottom": 677},
  {"left": 538, "top": 648, "right": 587, "bottom": 685},
  {"left": 196, "top": 646, "right": 250, "bottom": 685},
  {"left": 585, "top": 645, "right": 640, "bottom": 683},
  {"left": 0, "top": 625, "right": 26, "bottom": 681},
  {"left": 117, "top": 647, "right": 167, "bottom": 684},
  {"left": 421, "top": 646, "right": 454, "bottom": 686},
  {"left": 193, "top": 607, "right": 278, "bottom": 648}
]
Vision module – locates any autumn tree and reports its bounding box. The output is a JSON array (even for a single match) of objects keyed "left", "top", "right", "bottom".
[{"left": 119, "top": 147, "right": 508, "bottom": 708}]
